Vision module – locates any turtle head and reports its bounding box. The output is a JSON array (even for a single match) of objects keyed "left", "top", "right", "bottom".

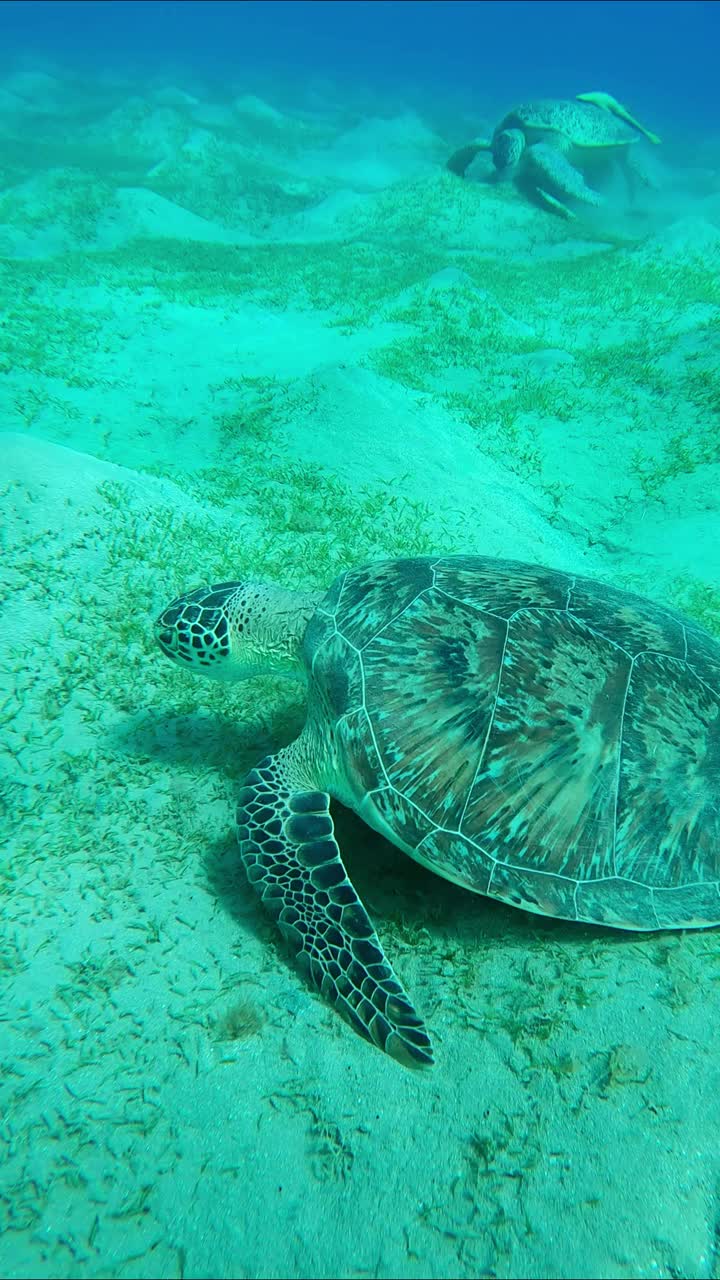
[
  {"left": 154, "top": 580, "right": 319, "bottom": 682},
  {"left": 492, "top": 127, "right": 526, "bottom": 175}
]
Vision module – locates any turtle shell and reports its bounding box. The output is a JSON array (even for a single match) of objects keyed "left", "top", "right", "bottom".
[
  {"left": 303, "top": 556, "right": 720, "bottom": 932},
  {"left": 498, "top": 99, "right": 636, "bottom": 149}
]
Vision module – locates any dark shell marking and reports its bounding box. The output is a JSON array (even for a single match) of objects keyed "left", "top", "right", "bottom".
[{"left": 304, "top": 556, "right": 720, "bottom": 931}]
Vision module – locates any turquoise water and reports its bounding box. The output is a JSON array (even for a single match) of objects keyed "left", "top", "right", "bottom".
[{"left": 1, "top": 3, "right": 720, "bottom": 1278}]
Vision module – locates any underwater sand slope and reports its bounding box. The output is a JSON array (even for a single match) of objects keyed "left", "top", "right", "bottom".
[
  {"left": 3, "top": 429, "right": 720, "bottom": 1280},
  {"left": 1, "top": 68, "right": 720, "bottom": 1280}
]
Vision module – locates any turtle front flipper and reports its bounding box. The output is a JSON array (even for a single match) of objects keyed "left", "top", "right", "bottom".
[
  {"left": 533, "top": 187, "right": 577, "bottom": 220},
  {"left": 237, "top": 746, "right": 434, "bottom": 1067},
  {"left": 523, "top": 141, "right": 603, "bottom": 212},
  {"left": 446, "top": 138, "right": 491, "bottom": 178}
]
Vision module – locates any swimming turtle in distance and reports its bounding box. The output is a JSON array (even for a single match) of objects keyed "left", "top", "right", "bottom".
[
  {"left": 155, "top": 555, "right": 720, "bottom": 1066},
  {"left": 447, "top": 91, "right": 661, "bottom": 217}
]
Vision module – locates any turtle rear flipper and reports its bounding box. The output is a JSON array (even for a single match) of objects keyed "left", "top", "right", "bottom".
[
  {"left": 238, "top": 744, "right": 434, "bottom": 1067},
  {"left": 619, "top": 146, "right": 658, "bottom": 200},
  {"left": 524, "top": 141, "right": 603, "bottom": 209},
  {"left": 446, "top": 139, "right": 491, "bottom": 177}
]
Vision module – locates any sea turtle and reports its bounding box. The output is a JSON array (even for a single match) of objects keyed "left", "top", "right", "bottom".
[
  {"left": 155, "top": 555, "right": 720, "bottom": 1065},
  {"left": 447, "top": 91, "right": 661, "bottom": 217}
]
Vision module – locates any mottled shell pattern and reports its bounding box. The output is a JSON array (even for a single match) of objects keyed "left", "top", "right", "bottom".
[
  {"left": 500, "top": 100, "right": 638, "bottom": 149},
  {"left": 303, "top": 557, "right": 720, "bottom": 932}
]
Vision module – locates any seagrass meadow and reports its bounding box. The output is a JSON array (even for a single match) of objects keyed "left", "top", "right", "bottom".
[{"left": 2, "top": 49, "right": 720, "bottom": 1280}]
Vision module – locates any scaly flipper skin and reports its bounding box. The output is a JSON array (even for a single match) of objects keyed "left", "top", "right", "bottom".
[
  {"left": 532, "top": 187, "right": 576, "bottom": 219},
  {"left": 238, "top": 744, "right": 434, "bottom": 1067},
  {"left": 524, "top": 141, "right": 603, "bottom": 208}
]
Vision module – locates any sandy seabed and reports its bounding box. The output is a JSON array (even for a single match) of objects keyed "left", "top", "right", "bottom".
[{"left": 1, "top": 65, "right": 720, "bottom": 1280}]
